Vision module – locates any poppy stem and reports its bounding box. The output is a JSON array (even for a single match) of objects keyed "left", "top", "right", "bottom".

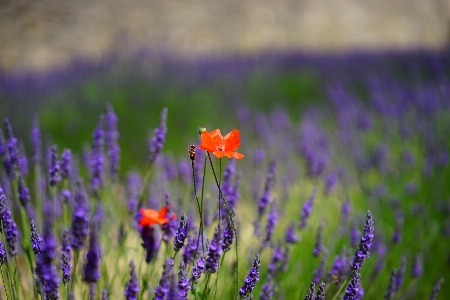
[
  {"left": 206, "top": 152, "right": 239, "bottom": 298},
  {"left": 192, "top": 155, "right": 206, "bottom": 264},
  {"left": 218, "top": 158, "right": 222, "bottom": 221}
]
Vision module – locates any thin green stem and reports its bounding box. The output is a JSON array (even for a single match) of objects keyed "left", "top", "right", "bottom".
[
  {"left": 206, "top": 152, "right": 239, "bottom": 299},
  {"left": 191, "top": 158, "right": 204, "bottom": 264},
  {"left": 213, "top": 253, "right": 226, "bottom": 300},
  {"left": 330, "top": 274, "right": 349, "bottom": 300},
  {"left": 218, "top": 158, "right": 222, "bottom": 221},
  {"left": 0, "top": 265, "right": 11, "bottom": 300},
  {"left": 201, "top": 273, "right": 212, "bottom": 300},
  {"left": 71, "top": 251, "right": 80, "bottom": 291}
]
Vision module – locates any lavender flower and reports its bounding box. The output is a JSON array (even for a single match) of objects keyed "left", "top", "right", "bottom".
[
  {"left": 264, "top": 203, "right": 278, "bottom": 245},
  {"left": 412, "top": 253, "right": 423, "bottom": 278},
  {"left": 102, "top": 289, "right": 109, "bottom": 300},
  {"left": 429, "top": 278, "right": 444, "bottom": 300},
  {"left": 61, "top": 230, "right": 72, "bottom": 285},
  {"left": 30, "top": 219, "right": 43, "bottom": 256},
  {"left": 124, "top": 260, "right": 139, "bottom": 300},
  {"left": 260, "top": 275, "right": 274, "bottom": 300},
  {"left": 258, "top": 160, "right": 276, "bottom": 217},
  {"left": 206, "top": 225, "right": 224, "bottom": 273},
  {"left": 154, "top": 257, "right": 173, "bottom": 300},
  {"left": 0, "top": 239, "right": 6, "bottom": 265},
  {"left": 313, "top": 223, "right": 324, "bottom": 257},
  {"left": 4, "top": 119, "right": 18, "bottom": 170},
  {"left": 341, "top": 199, "right": 351, "bottom": 223},
  {"left": 351, "top": 211, "right": 374, "bottom": 271},
  {"left": 161, "top": 194, "right": 177, "bottom": 242},
  {"left": 31, "top": 115, "right": 42, "bottom": 163},
  {"left": 174, "top": 214, "right": 187, "bottom": 252},
  {"left": 304, "top": 282, "right": 315, "bottom": 300},
  {"left": 60, "top": 148, "right": 72, "bottom": 179},
  {"left": 0, "top": 130, "right": 14, "bottom": 179},
  {"left": 299, "top": 187, "right": 317, "bottom": 229},
  {"left": 105, "top": 104, "right": 120, "bottom": 180},
  {"left": 239, "top": 253, "right": 261, "bottom": 299},
  {"left": 384, "top": 268, "right": 397, "bottom": 300},
  {"left": 350, "top": 223, "right": 361, "bottom": 248},
  {"left": 343, "top": 270, "right": 360, "bottom": 300},
  {"left": 83, "top": 222, "right": 101, "bottom": 283},
  {"left": 88, "top": 284, "right": 96, "bottom": 300},
  {"left": 312, "top": 254, "right": 327, "bottom": 283},
  {"left": 222, "top": 218, "right": 235, "bottom": 252},
  {"left": 325, "top": 173, "right": 338, "bottom": 195},
  {"left": 178, "top": 260, "right": 190, "bottom": 300},
  {"left": 71, "top": 180, "right": 90, "bottom": 250},
  {"left": 35, "top": 202, "right": 60, "bottom": 300},
  {"left": 190, "top": 257, "right": 206, "bottom": 289},
  {"left": 126, "top": 172, "right": 141, "bottom": 213},
  {"left": 91, "top": 118, "right": 105, "bottom": 195},
  {"left": 140, "top": 225, "right": 160, "bottom": 263},
  {"left": 18, "top": 175, "right": 30, "bottom": 207},
  {"left": 316, "top": 282, "right": 325, "bottom": 300},
  {"left": 285, "top": 222, "right": 300, "bottom": 244},
  {"left": 395, "top": 257, "right": 406, "bottom": 291},
  {"left": 0, "top": 188, "right": 18, "bottom": 256},
  {"left": 391, "top": 214, "right": 403, "bottom": 244},
  {"left": 49, "top": 145, "right": 61, "bottom": 187},
  {"left": 18, "top": 141, "right": 28, "bottom": 176},
  {"left": 328, "top": 248, "right": 349, "bottom": 285},
  {"left": 148, "top": 107, "right": 168, "bottom": 163}
]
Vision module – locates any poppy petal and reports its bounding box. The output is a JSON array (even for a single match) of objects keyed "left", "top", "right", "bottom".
[
  {"left": 158, "top": 205, "right": 168, "bottom": 218},
  {"left": 199, "top": 131, "right": 215, "bottom": 152},
  {"left": 223, "top": 129, "right": 241, "bottom": 151}
]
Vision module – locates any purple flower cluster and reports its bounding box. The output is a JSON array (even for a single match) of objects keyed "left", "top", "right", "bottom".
[
  {"left": 71, "top": 180, "right": 90, "bottom": 251},
  {"left": 177, "top": 260, "right": 190, "bottom": 300},
  {"left": 351, "top": 211, "right": 374, "bottom": 271},
  {"left": 140, "top": 225, "right": 160, "bottom": 263},
  {"left": 60, "top": 148, "right": 72, "bottom": 179},
  {"left": 148, "top": 107, "right": 168, "bottom": 163},
  {"left": 239, "top": 253, "right": 260, "bottom": 299},
  {"left": 61, "top": 230, "right": 72, "bottom": 285},
  {"left": 154, "top": 257, "right": 174, "bottom": 300},
  {"left": 30, "top": 219, "right": 43, "bottom": 256},
  {"left": 124, "top": 260, "right": 139, "bottom": 300},
  {"left": 0, "top": 187, "right": 18, "bottom": 257},
  {"left": 174, "top": 214, "right": 187, "bottom": 252},
  {"left": 222, "top": 218, "right": 235, "bottom": 252},
  {"left": 49, "top": 145, "right": 61, "bottom": 187},
  {"left": 83, "top": 222, "right": 101, "bottom": 283},
  {"left": 105, "top": 104, "right": 120, "bottom": 180},
  {"left": 258, "top": 159, "right": 276, "bottom": 217},
  {"left": 299, "top": 187, "right": 317, "bottom": 229},
  {"left": 91, "top": 118, "right": 105, "bottom": 195},
  {"left": 343, "top": 270, "right": 360, "bottom": 300},
  {"left": 205, "top": 225, "right": 223, "bottom": 273}
]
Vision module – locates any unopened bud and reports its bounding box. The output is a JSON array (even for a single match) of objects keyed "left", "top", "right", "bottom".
[{"left": 188, "top": 145, "right": 196, "bottom": 161}]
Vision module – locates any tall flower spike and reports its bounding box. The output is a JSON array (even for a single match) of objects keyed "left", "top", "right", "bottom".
[
  {"left": 285, "top": 222, "right": 300, "bottom": 244},
  {"left": 316, "top": 282, "right": 325, "bottom": 300},
  {"left": 341, "top": 198, "right": 351, "bottom": 223},
  {"left": 148, "top": 107, "right": 168, "bottom": 163},
  {"left": 264, "top": 202, "right": 278, "bottom": 247},
  {"left": 0, "top": 239, "right": 6, "bottom": 265},
  {"left": 343, "top": 270, "right": 360, "bottom": 300},
  {"left": 351, "top": 211, "right": 374, "bottom": 272},
  {"left": 140, "top": 225, "right": 160, "bottom": 263},
  {"left": 177, "top": 260, "right": 190, "bottom": 300},
  {"left": 49, "top": 145, "right": 61, "bottom": 187},
  {"left": 60, "top": 148, "right": 72, "bottom": 179},
  {"left": 0, "top": 188, "right": 18, "bottom": 257},
  {"left": 31, "top": 115, "right": 42, "bottom": 164},
  {"left": 304, "top": 282, "right": 315, "bottom": 300},
  {"left": 154, "top": 257, "right": 173, "bottom": 300},
  {"left": 299, "top": 187, "right": 317, "bottom": 229},
  {"left": 412, "top": 253, "right": 423, "bottom": 278},
  {"left": 258, "top": 159, "right": 276, "bottom": 217},
  {"left": 312, "top": 253, "right": 327, "bottom": 284},
  {"left": 313, "top": 223, "right": 324, "bottom": 257},
  {"left": 222, "top": 218, "right": 235, "bottom": 252},
  {"left": 4, "top": 118, "right": 19, "bottom": 170},
  {"left": 205, "top": 225, "right": 224, "bottom": 273},
  {"left": 190, "top": 256, "right": 206, "bottom": 289},
  {"left": 0, "top": 130, "right": 14, "bottom": 179},
  {"left": 239, "top": 253, "right": 261, "bottom": 299},
  {"left": 174, "top": 214, "right": 187, "bottom": 252},
  {"left": 124, "top": 260, "right": 139, "bottom": 300},
  {"left": 182, "top": 230, "right": 198, "bottom": 265},
  {"left": 30, "top": 219, "right": 43, "bottom": 257},
  {"left": 105, "top": 104, "right": 120, "bottom": 180},
  {"left": 384, "top": 268, "right": 397, "bottom": 300},
  {"left": 91, "top": 117, "right": 105, "bottom": 195},
  {"left": 71, "top": 180, "right": 90, "bottom": 251},
  {"left": 83, "top": 222, "right": 101, "bottom": 284},
  {"left": 428, "top": 278, "right": 444, "bottom": 300},
  {"left": 18, "top": 175, "right": 30, "bottom": 207},
  {"left": 61, "top": 230, "right": 72, "bottom": 285},
  {"left": 198, "top": 128, "right": 244, "bottom": 159}
]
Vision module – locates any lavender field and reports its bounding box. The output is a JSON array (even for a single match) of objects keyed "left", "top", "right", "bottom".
[{"left": 0, "top": 48, "right": 449, "bottom": 299}]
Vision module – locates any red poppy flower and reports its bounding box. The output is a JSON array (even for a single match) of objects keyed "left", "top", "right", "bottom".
[
  {"left": 198, "top": 129, "right": 244, "bottom": 159},
  {"left": 139, "top": 205, "right": 177, "bottom": 226}
]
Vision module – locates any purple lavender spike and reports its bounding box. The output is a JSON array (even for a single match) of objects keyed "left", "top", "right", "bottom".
[
  {"left": 61, "top": 230, "right": 72, "bottom": 285},
  {"left": 177, "top": 159, "right": 190, "bottom": 185},
  {"left": 350, "top": 223, "right": 361, "bottom": 248},
  {"left": 260, "top": 274, "right": 274, "bottom": 300},
  {"left": 341, "top": 199, "right": 351, "bottom": 223},
  {"left": 71, "top": 180, "right": 90, "bottom": 251},
  {"left": 312, "top": 254, "right": 327, "bottom": 284},
  {"left": 174, "top": 215, "right": 187, "bottom": 253},
  {"left": 161, "top": 194, "right": 177, "bottom": 243},
  {"left": 239, "top": 253, "right": 261, "bottom": 299},
  {"left": 4, "top": 118, "right": 19, "bottom": 171},
  {"left": 328, "top": 248, "right": 350, "bottom": 285},
  {"left": 304, "top": 282, "right": 315, "bottom": 300},
  {"left": 395, "top": 257, "right": 406, "bottom": 291},
  {"left": 124, "top": 260, "right": 139, "bottom": 300},
  {"left": 140, "top": 225, "right": 160, "bottom": 263},
  {"left": 90, "top": 117, "right": 105, "bottom": 195},
  {"left": 148, "top": 107, "right": 168, "bottom": 163},
  {"left": 182, "top": 230, "right": 198, "bottom": 265},
  {"left": 18, "top": 175, "right": 30, "bottom": 207},
  {"left": 35, "top": 202, "right": 60, "bottom": 300},
  {"left": 102, "top": 289, "right": 109, "bottom": 300},
  {"left": 0, "top": 239, "right": 5, "bottom": 265},
  {"left": 154, "top": 257, "right": 173, "bottom": 300},
  {"left": 60, "top": 149, "right": 72, "bottom": 179},
  {"left": 299, "top": 187, "right": 317, "bottom": 229},
  {"left": 343, "top": 270, "right": 360, "bottom": 300},
  {"left": 83, "top": 222, "right": 101, "bottom": 284},
  {"left": 285, "top": 222, "right": 300, "bottom": 244},
  {"left": 257, "top": 159, "right": 276, "bottom": 217},
  {"left": 351, "top": 211, "right": 374, "bottom": 272},
  {"left": 190, "top": 256, "right": 206, "bottom": 289},
  {"left": 49, "top": 145, "right": 61, "bottom": 187},
  {"left": 163, "top": 154, "right": 178, "bottom": 181},
  {"left": 391, "top": 214, "right": 403, "bottom": 244},
  {"left": 384, "top": 268, "right": 397, "bottom": 300},
  {"left": 30, "top": 219, "right": 43, "bottom": 257},
  {"left": 264, "top": 203, "right": 278, "bottom": 245},
  {"left": 429, "top": 278, "right": 444, "bottom": 300},
  {"left": 313, "top": 223, "right": 324, "bottom": 257},
  {"left": 325, "top": 173, "right": 338, "bottom": 195},
  {"left": 205, "top": 225, "right": 223, "bottom": 273},
  {"left": 222, "top": 218, "right": 235, "bottom": 252},
  {"left": 105, "top": 104, "right": 120, "bottom": 180},
  {"left": 0, "top": 188, "right": 18, "bottom": 256},
  {"left": 126, "top": 172, "right": 141, "bottom": 214},
  {"left": 177, "top": 260, "right": 190, "bottom": 300},
  {"left": 412, "top": 253, "right": 423, "bottom": 278},
  {"left": 18, "top": 141, "right": 29, "bottom": 176},
  {"left": 31, "top": 115, "right": 42, "bottom": 164},
  {"left": 316, "top": 282, "right": 325, "bottom": 300}
]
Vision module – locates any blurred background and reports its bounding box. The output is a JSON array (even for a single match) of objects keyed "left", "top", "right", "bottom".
[{"left": 1, "top": 0, "right": 450, "bottom": 168}]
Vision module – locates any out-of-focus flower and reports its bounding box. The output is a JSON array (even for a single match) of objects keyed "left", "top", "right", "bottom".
[
  {"left": 139, "top": 205, "right": 176, "bottom": 226},
  {"left": 198, "top": 129, "right": 244, "bottom": 159},
  {"left": 148, "top": 108, "right": 168, "bottom": 163},
  {"left": 124, "top": 260, "right": 139, "bottom": 300}
]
